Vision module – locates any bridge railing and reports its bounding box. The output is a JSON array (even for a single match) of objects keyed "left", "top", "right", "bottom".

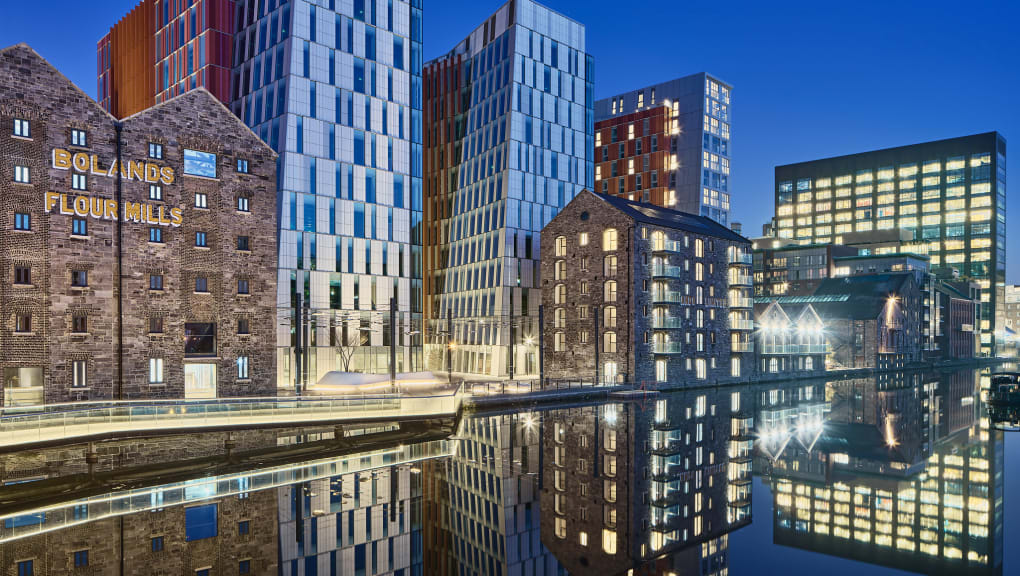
[{"left": 0, "top": 393, "right": 460, "bottom": 449}]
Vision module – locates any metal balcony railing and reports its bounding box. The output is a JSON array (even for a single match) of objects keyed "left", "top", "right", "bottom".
[
  {"left": 731, "top": 342, "right": 755, "bottom": 353},
  {"left": 729, "top": 296, "right": 753, "bottom": 309},
  {"left": 760, "top": 344, "right": 830, "bottom": 355},
  {"left": 652, "top": 342, "right": 683, "bottom": 355},
  {"left": 652, "top": 317, "right": 683, "bottom": 330},
  {"left": 729, "top": 319, "right": 755, "bottom": 331},
  {"left": 729, "top": 253, "right": 753, "bottom": 265},
  {"left": 651, "top": 263, "right": 683, "bottom": 278},
  {"left": 728, "top": 273, "right": 753, "bottom": 286}
]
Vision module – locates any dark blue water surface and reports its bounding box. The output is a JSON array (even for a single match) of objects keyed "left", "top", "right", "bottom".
[{"left": 0, "top": 367, "right": 1012, "bottom": 575}]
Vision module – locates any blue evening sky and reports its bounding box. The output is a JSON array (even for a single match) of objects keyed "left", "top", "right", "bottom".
[{"left": 2, "top": 0, "right": 1017, "bottom": 282}]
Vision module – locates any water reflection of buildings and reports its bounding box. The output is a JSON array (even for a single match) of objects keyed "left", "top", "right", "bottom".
[
  {"left": 422, "top": 413, "right": 561, "bottom": 575},
  {"left": 538, "top": 390, "right": 752, "bottom": 575},
  {"left": 0, "top": 428, "right": 451, "bottom": 575},
  {"left": 754, "top": 370, "right": 1003, "bottom": 576}
]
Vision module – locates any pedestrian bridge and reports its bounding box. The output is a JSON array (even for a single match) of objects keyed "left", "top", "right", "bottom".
[{"left": 0, "top": 392, "right": 462, "bottom": 451}]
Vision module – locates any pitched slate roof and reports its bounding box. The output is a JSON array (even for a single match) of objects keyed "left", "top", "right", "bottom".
[
  {"left": 808, "top": 273, "right": 915, "bottom": 320},
  {"left": 591, "top": 191, "right": 749, "bottom": 244}
]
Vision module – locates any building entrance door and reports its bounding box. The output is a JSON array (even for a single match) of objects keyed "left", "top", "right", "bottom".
[{"left": 185, "top": 364, "right": 217, "bottom": 399}]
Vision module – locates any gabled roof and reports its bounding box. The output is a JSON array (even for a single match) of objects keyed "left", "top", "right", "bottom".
[
  {"left": 808, "top": 273, "right": 915, "bottom": 320},
  {"left": 590, "top": 191, "right": 749, "bottom": 244}
]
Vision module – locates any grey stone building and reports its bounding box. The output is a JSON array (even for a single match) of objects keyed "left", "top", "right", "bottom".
[
  {"left": 0, "top": 44, "right": 277, "bottom": 405},
  {"left": 541, "top": 190, "right": 752, "bottom": 386}
]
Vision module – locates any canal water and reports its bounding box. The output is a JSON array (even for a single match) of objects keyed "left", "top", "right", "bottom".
[{"left": 0, "top": 367, "right": 1013, "bottom": 575}]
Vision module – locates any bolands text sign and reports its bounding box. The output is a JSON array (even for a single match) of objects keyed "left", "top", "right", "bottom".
[{"left": 52, "top": 148, "right": 175, "bottom": 184}]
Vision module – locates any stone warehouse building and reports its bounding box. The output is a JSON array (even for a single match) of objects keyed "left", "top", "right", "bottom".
[
  {"left": 0, "top": 44, "right": 277, "bottom": 405},
  {"left": 541, "top": 190, "right": 753, "bottom": 385}
]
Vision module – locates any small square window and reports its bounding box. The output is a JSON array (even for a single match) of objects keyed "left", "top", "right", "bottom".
[
  {"left": 149, "top": 143, "right": 163, "bottom": 159},
  {"left": 17, "top": 560, "right": 33, "bottom": 576},
  {"left": 237, "top": 236, "right": 250, "bottom": 251},
  {"left": 72, "top": 218, "right": 88, "bottom": 236},
  {"left": 14, "top": 266, "right": 31, "bottom": 285},
  {"left": 195, "top": 192, "right": 208, "bottom": 208},
  {"left": 239, "top": 559, "right": 251, "bottom": 574},
  {"left": 237, "top": 196, "right": 250, "bottom": 212},
  {"left": 72, "top": 314, "right": 87, "bottom": 334},
  {"left": 71, "top": 270, "right": 88, "bottom": 287},
  {"left": 72, "top": 173, "right": 88, "bottom": 190},
  {"left": 13, "top": 118, "right": 30, "bottom": 138},
  {"left": 14, "top": 165, "right": 30, "bottom": 183},
  {"left": 149, "top": 316, "right": 164, "bottom": 333},
  {"left": 149, "top": 184, "right": 163, "bottom": 200},
  {"left": 195, "top": 277, "right": 208, "bottom": 293},
  {"left": 238, "top": 318, "right": 250, "bottom": 334},
  {"left": 236, "top": 158, "right": 249, "bottom": 173},
  {"left": 15, "top": 313, "right": 31, "bottom": 333},
  {"left": 195, "top": 231, "right": 208, "bottom": 247},
  {"left": 238, "top": 520, "right": 250, "bottom": 535},
  {"left": 14, "top": 212, "right": 30, "bottom": 230},
  {"left": 149, "top": 274, "right": 164, "bottom": 291},
  {"left": 71, "top": 129, "right": 88, "bottom": 147},
  {"left": 149, "top": 228, "right": 164, "bottom": 243},
  {"left": 73, "top": 550, "right": 88, "bottom": 567},
  {"left": 151, "top": 536, "right": 164, "bottom": 552},
  {"left": 237, "top": 279, "right": 250, "bottom": 294}
]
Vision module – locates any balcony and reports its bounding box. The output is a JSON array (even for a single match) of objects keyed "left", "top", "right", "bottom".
[
  {"left": 729, "top": 252, "right": 753, "bottom": 266},
  {"left": 652, "top": 317, "right": 683, "bottom": 330},
  {"left": 729, "top": 319, "right": 755, "bottom": 331},
  {"left": 652, "top": 290, "right": 687, "bottom": 304},
  {"left": 731, "top": 342, "right": 754, "bottom": 353},
  {"left": 728, "top": 272, "right": 753, "bottom": 286},
  {"left": 651, "top": 240, "right": 683, "bottom": 253},
  {"left": 760, "top": 343, "right": 830, "bottom": 355},
  {"left": 729, "top": 296, "right": 753, "bottom": 309},
  {"left": 651, "top": 263, "right": 684, "bottom": 278},
  {"left": 652, "top": 342, "right": 683, "bottom": 355}
]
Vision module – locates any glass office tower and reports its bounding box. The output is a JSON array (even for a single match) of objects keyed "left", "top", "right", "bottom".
[
  {"left": 773, "top": 133, "right": 1006, "bottom": 356},
  {"left": 230, "top": 0, "right": 424, "bottom": 388},
  {"left": 594, "top": 74, "right": 732, "bottom": 225},
  {"left": 423, "top": 0, "right": 593, "bottom": 378}
]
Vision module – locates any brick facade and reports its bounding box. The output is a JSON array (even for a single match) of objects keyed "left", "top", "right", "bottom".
[
  {"left": 0, "top": 44, "right": 277, "bottom": 404},
  {"left": 541, "top": 190, "right": 752, "bottom": 386}
]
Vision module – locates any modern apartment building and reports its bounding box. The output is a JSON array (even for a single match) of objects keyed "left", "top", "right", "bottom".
[
  {"left": 595, "top": 73, "right": 732, "bottom": 225},
  {"left": 101, "top": 0, "right": 425, "bottom": 390},
  {"left": 773, "top": 132, "right": 1007, "bottom": 355},
  {"left": 1, "top": 44, "right": 277, "bottom": 406},
  {"left": 541, "top": 190, "right": 753, "bottom": 385},
  {"left": 98, "top": 0, "right": 236, "bottom": 118},
  {"left": 422, "top": 0, "right": 593, "bottom": 378},
  {"left": 751, "top": 239, "right": 857, "bottom": 297}
]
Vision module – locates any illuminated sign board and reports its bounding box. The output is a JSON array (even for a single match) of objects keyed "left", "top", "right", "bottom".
[{"left": 47, "top": 148, "right": 183, "bottom": 227}]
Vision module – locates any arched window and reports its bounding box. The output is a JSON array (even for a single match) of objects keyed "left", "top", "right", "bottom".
[
  {"left": 554, "top": 307, "right": 566, "bottom": 328},
  {"left": 805, "top": 356, "right": 814, "bottom": 371},
  {"left": 555, "top": 236, "right": 567, "bottom": 257},
  {"left": 603, "top": 228, "right": 618, "bottom": 251},
  {"left": 603, "top": 281, "right": 617, "bottom": 302},
  {"left": 603, "top": 306, "right": 617, "bottom": 328},
  {"left": 554, "top": 260, "right": 566, "bottom": 281},
  {"left": 651, "top": 230, "right": 666, "bottom": 251},
  {"left": 603, "top": 331, "right": 617, "bottom": 353},
  {"left": 554, "top": 332, "right": 565, "bottom": 352},
  {"left": 554, "top": 284, "right": 567, "bottom": 305},
  {"left": 604, "top": 255, "right": 618, "bottom": 277}
]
